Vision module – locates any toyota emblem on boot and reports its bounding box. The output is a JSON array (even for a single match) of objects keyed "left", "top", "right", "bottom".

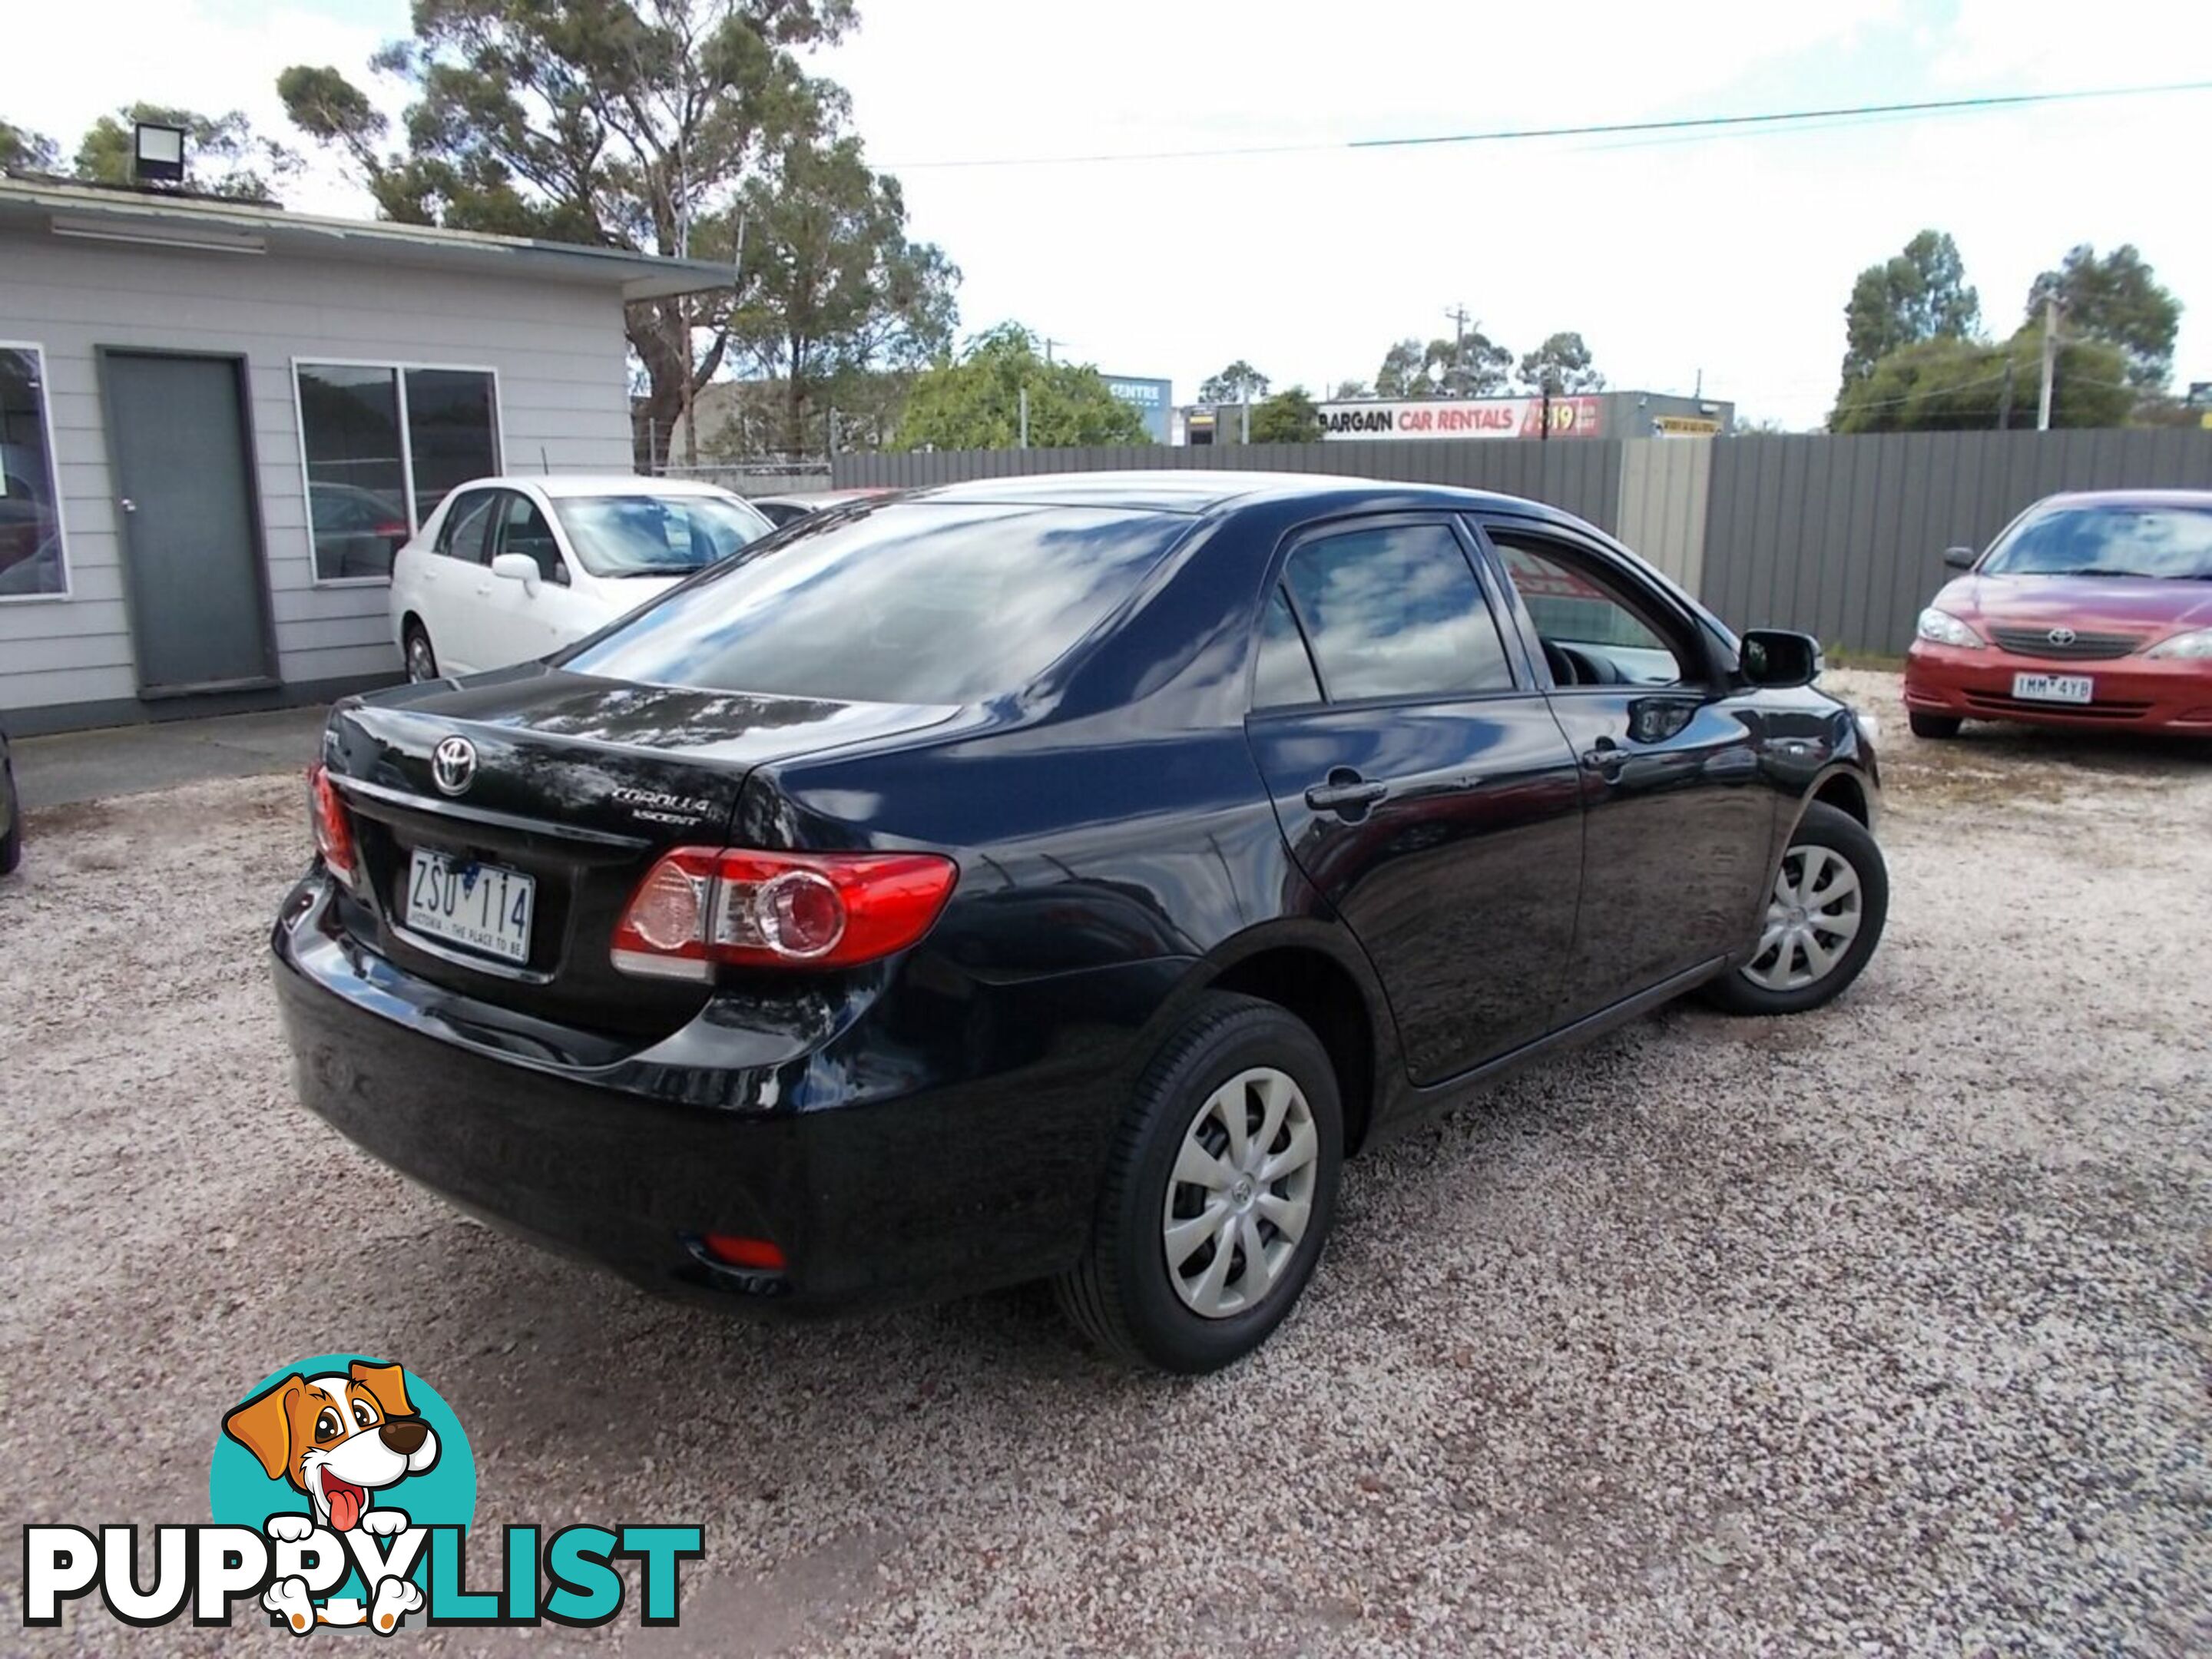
[{"left": 431, "top": 736, "right": 477, "bottom": 796}]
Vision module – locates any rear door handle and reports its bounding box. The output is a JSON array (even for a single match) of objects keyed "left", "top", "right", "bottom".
[{"left": 1305, "top": 776, "right": 1389, "bottom": 813}]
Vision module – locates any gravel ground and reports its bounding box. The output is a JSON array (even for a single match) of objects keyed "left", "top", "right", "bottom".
[{"left": 2, "top": 670, "right": 2208, "bottom": 1657}]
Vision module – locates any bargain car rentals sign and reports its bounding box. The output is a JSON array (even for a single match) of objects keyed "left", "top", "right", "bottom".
[{"left": 1316, "top": 397, "right": 1602, "bottom": 440}]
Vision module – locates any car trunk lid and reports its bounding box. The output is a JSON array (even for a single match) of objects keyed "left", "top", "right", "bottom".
[{"left": 322, "top": 668, "right": 954, "bottom": 1041}]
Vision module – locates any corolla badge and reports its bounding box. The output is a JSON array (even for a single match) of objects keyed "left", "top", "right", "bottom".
[
  {"left": 2046, "top": 626, "right": 2078, "bottom": 647},
  {"left": 430, "top": 737, "right": 476, "bottom": 796}
]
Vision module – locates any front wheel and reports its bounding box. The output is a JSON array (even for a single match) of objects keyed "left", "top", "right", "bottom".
[
  {"left": 1702, "top": 801, "right": 1888, "bottom": 1016},
  {"left": 1056, "top": 992, "right": 1343, "bottom": 1373},
  {"left": 1908, "top": 710, "right": 1962, "bottom": 739}
]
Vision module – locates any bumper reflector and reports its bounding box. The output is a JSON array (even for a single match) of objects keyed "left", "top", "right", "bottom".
[{"left": 700, "top": 1233, "right": 786, "bottom": 1273}]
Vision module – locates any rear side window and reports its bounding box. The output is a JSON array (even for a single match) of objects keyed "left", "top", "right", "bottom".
[
  {"left": 561, "top": 502, "right": 1190, "bottom": 704},
  {"left": 439, "top": 492, "right": 497, "bottom": 563},
  {"left": 1252, "top": 586, "right": 1322, "bottom": 708},
  {"left": 1281, "top": 524, "right": 1514, "bottom": 701}
]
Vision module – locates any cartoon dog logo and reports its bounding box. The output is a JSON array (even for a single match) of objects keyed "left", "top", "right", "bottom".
[{"left": 223, "top": 1360, "right": 439, "bottom": 1633}]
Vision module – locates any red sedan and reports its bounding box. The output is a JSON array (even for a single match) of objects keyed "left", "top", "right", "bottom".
[{"left": 1903, "top": 490, "right": 2212, "bottom": 738}]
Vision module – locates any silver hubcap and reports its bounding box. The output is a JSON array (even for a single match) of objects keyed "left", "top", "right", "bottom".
[
  {"left": 1742, "top": 842, "right": 1863, "bottom": 992},
  {"left": 406, "top": 634, "right": 435, "bottom": 681},
  {"left": 1162, "top": 1066, "right": 1318, "bottom": 1320}
]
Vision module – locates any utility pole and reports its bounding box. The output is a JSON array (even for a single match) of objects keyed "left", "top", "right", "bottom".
[
  {"left": 1443, "top": 304, "right": 1469, "bottom": 394},
  {"left": 1042, "top": 336, "right": 1065, "bottom": 366},
  {"left": 1997, "top": 359, "right": 2015, "bottom": 430},
  {"left": 1018, "top": 386, "right": 1029, "bottom": 449},
  {"left": 2036, "top": 295, "right": 2061, "bottom": 431},
  {"left": 1240, "top": 401, "right": 1250, "bottom": 445}
]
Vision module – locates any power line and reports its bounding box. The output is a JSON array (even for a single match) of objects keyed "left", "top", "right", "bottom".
[{"left": 884, "top": 78, "right": 2212, "bottom": 171}]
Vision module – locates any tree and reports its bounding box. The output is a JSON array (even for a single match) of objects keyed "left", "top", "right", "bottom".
[
  {"left": 2027, "top": 243, "right": 2181, "bottom": 390},
  {"left": 1330, "top": 379, "right": 1371, "bottom": 401},
  {"left": 1198, "top": 360, "right": 1270, "bottom": 404},
  {"left": 1830, "top": 329, "right": 2131, "bottom": 433},
  {"left": 892, "top": 324, "right": 1148, "bottom": 450},
  {"left": 1249, "top": 386, "right": 1322, "bottom": 443},
  {"left": 727, "top": 130, "right": 958, "bottom": 454},
  {"left": 71, "top": 104, "right": 296, "bottom": 200},
  {"left": 1375, "top": 329, "right": 1511, "bottom": 398},
  {"left": 1, "top": 118, "right": 58, "bottom": 172},
  {"left": 1836, "top": 230, "right": 1980, "bottom": 398},
  {"left": 1517, "top": 332, "right": 1604, "bottom": 396},
  {"left": 280, "top": 0, "right": 863, "bottom": 459}
]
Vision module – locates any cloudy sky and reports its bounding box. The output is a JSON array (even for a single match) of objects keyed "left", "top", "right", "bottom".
[{"left": 11, "top": 0, "right": 2208, "bottom": 429}]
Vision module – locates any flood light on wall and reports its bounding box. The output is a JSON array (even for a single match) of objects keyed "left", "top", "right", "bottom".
[{"left": 132, "top": 122, "right": 187, "bottom": 184}]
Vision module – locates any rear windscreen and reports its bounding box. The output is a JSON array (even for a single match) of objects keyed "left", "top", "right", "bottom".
[{"left": 560, "top": 501, "right": 1191, "bottom": 704}]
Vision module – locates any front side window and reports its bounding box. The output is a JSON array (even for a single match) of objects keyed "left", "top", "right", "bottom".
[
  {"left": 1492, "top": 534, "right": 1690, "bottom": 687},
  {"left": 1981, "top": 505, "right": 2212, "bottom": 580},
  {"left": 550, "top": 493, "right": 770, "bottom": 578},
  {"left": 498, "top": 493, "right": 565, "bottom": 584},
  {"left": 1280, "top": 523, "right": 1514, "bottom": 701},
  {"left": 0, "top": 343, "right": 67, "bottom": 600},
  {"left": 296, "top": 363, "right": 499, "bottom": 582},
  {"left": 563, "top": 501, "right": 1190, "bottom": 704}
]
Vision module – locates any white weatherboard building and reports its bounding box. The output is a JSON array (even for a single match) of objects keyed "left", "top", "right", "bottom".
[{"left": 0, "top": 176, "right": 730, "bottom": 734}]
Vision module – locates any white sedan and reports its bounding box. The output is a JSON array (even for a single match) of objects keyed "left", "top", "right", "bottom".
[{"left": 388, "top": 475, "right": 775, "bottom": 680}]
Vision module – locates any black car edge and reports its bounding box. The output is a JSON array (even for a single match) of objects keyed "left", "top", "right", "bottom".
[
  {"left": 272, "top": 472, "right": 1886, "bottom": 1373},
  {"left": 0, "top": 723, "right": 20, "bottom": 876}
]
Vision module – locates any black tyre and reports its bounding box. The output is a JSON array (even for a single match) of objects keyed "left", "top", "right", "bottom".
[
  {"left": 1701, "top": 801, "right": 1888, "bottom": 1016},
  {"left": 1056, "top": 992, "right": 1343, "bottom": 1373},
  {"left": 0, "top": 760, "right": 18, "bottom": 876},
  {"left": 1908, "top": 710, "right": 1962, "bottom": 739},
  {"left": 402, "top": 621, "right": 439, "bottom": 683}
]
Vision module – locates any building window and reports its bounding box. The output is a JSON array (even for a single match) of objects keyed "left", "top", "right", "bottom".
[
  {"left": 295, "top": 362, "right": 500, "bottom": 582},
  {"left": 0, "top": 343, "right": 68, "bottom": 601}
]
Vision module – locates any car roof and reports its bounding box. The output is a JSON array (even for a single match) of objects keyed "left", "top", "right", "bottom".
[
  {"left": 749, "top": 488, "right": 897, "bottom": 509},
  {"left": 904, "top": 469, "right": 1577, "bottom": 519},
  {"left": 2033, "top": 488, "right": 2212, "bottom": 512},
  {"left": 452, "top": 473, "right": 745, "bottom": 499}
]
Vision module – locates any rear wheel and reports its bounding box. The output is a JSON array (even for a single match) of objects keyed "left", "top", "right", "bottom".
[
  {"left": 402, "top": 621, "right": 439, "bottom": 684},
  {"left": 1908, "top": 710, "right": 1962, "bottom": 739},
  {"left": 1702, "top": 801, "right": 1888, "bottom": 1016},
  {"left": 1056, "top": 992, "right": 1342, "bottom": 1373}
]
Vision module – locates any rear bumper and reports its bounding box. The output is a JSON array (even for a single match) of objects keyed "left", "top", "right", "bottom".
[
  {"left": 1903, "top": 642, "right": 2212, "bottom": 732},
  {"left": 271, "top": 876, "right": 1181, "bottom": 1316}
]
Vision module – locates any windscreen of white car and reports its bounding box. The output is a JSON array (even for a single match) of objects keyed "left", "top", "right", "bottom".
[
  {"left": 551, "top": 494, "right": 772, "bottom": 578},
  {"left": 560, "top": 501, "right": 1191, "bottom": 705},
  {"left": 1981, "top": 505, "right": 2212, "bottom": 580}
]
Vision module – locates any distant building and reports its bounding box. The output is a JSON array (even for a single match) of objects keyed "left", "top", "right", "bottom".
[
  {"left": 1312, "top": 390, "right": 1732, "bottom": 442},
  {"left": 1101, "top": 375, "right": 1173, "bottom": 443},
  {"left": 1172, "top": 389, "right": 1730, "bottom": 445}
]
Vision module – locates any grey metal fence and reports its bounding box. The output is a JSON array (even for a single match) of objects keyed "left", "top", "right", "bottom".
[
  {"left": 833, "top": 439, "right": 1625, "bottom": 533},
  {"left": 835, "top": 429, "right": 2212, "bottom": 657},
  {"left": 1702, "top": 429, "right": 2212, "bottom": 654}
]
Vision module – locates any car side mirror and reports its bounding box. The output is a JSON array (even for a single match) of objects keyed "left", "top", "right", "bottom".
[
  {"left": 1738, "top": 628, "right": 1822, "bottom": 689},
  {"left": 1942, "top": 546, "right": 1976, "bottom": 570},
  {"left": 490, "top": 551, "right": 539, "bottom": 592}
]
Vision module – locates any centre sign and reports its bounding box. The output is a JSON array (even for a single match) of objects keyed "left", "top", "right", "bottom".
[{"left": 1317, "top": 396, "right": 1602, "bottom": 441}]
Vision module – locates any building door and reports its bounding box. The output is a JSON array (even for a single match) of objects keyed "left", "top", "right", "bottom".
[{"left": 101, "top": 352, "right": 276, "bottom": 695}]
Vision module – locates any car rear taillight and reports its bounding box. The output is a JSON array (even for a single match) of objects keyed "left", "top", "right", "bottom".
[
  {"left": 308, "top": 763, "right": 357, "bottom": 888},
  {"left": 611, "top": 847, "right": 958, "bottom": 979}
]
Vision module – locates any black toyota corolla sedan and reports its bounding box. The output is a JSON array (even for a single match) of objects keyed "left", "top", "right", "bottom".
[{"left": 273, "top": 472, "right": 1886, "bottom": 1373}]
